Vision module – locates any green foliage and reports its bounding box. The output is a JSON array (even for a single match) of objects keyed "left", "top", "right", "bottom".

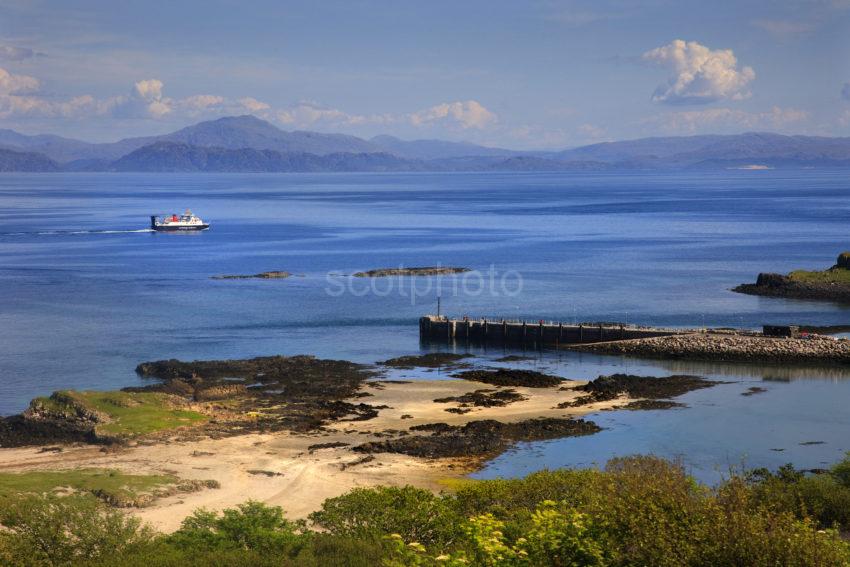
[
  {"left": 3, "top": 458, "right": 850, "bottom": 566},
  {"left": 789, "top": 268, "right": 850, "bottom": 284},
  {"left": 0, "top": 494, "right": 154, "bottom": 566},
  {"left": 309, "top": 485, "right": 464, "bottom": 548},
  {"left": 748, "top": 454, "right": 850, "bottom": 530},
  {"left": 168, "top": 500, "right": 303, "bottom": 554},
  {"left": 0, "top": 468, "right": 177, "bottom": 504}
]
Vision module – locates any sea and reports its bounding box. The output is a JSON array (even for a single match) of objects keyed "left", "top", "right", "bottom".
[{"left": 1, "top": 170, "right": 849, "bottom": 482}]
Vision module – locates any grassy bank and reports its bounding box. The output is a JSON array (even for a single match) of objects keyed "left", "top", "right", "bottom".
[
  {"left": 30, "top": 390, "right": 208, "bottom": 438},
  {"left": 790, "top": 267, "right": 850, "bottom": 285},
  {"left": 0, "top": 469, "right": 178, "bottom": 505},
  {"left": 2, "top": 455, "right": 850, "bottom": 566}
]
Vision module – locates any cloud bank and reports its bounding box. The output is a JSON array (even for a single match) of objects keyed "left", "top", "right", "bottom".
[
  {"left": 642, "top": 39, "right": 755, "bottom": 105},
  {"left": 0, "top": 44, "right": 42, "bottom": 62},
  {"left": 0, "top": 68, "right": 499, "bottom": 138}
]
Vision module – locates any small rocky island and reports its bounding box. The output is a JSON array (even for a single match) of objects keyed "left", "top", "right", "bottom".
[
  {"left": 211, "top": 271, "right": 291, "bottom": 280},
  {"left": 733, "top": 252, "right": 850, "bottom": 302},
  {"left": 353, "top": 266, "right": 470, "bottom": 277}
]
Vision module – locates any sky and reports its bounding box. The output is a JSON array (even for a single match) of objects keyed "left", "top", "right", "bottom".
[{"left": 1, "top": 0, "right": 849, "bottom": 149}]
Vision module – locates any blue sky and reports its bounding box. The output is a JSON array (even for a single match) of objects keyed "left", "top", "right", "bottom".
[{"left": 1, "top": 0, "right": 849, "bottom": 148}]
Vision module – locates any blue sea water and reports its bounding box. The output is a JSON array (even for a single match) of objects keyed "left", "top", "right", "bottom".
[{"left": 1, "top": 170, "right": 849, "bottom": 481}]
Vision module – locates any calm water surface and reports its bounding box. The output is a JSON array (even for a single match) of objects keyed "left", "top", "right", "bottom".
[{"left": 1, "top": 171, "right": 849, "bottom": 481}]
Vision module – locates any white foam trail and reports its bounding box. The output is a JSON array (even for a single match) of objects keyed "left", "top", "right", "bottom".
[{"left": 1, "top": 228, "right": 155, "bottom": 237}]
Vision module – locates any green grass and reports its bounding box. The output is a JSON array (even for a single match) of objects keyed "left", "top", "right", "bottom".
[
  {"left": 789, "top": 268, "right": 850, "bottom": 284},
  {"left": 34, "top": 390, "right": 208, "bottom": 438},
  {"left": 0, "top": 469, "right": 178, "bottom": 503}
]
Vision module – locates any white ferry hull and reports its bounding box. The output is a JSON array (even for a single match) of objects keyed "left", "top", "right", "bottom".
[{"left": 152, "top": 223, "right": 210, "bottom": 232}]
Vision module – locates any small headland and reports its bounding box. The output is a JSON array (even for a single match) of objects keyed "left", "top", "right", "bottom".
[{"left": 733, "top": 252, "right": 850, "bottom": 302}]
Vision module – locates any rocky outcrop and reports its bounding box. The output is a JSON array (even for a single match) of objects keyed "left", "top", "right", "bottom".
[
  {"left": 353, "top": 267, "right": 470, "bottom": 277},
  {"left": 211, "top": 271, "right": 291, "bottom": 280},
  {"left": 568, "top": 333, "right": 850, "bottom": 365},
  {"left": 452, "top": 368, "right": 564, "bottom": 388},
  {"left": 733, "top": 253, "right": 850, "bottom": 302},
  {"left": 560, "top": 374, "right": 717, "bottom": 408},
  {"left": 0, "top": 392, "right": 108, "bottom": 447},
  {"left": 354, "top": 418, "right": 600, "bottom": 459}
]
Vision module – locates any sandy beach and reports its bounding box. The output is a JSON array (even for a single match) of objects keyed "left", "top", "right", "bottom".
[{"left": 0, "top": 377, "right": 618, "bottom": 532}]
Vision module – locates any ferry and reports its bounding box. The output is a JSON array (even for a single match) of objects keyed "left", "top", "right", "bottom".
[{"left": 150, "top": 209, "right": 210, "bottom": 232}]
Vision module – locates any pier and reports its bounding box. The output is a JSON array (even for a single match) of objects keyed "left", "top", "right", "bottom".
[{"left": 419, "top": 315, "right": 689, "bottom": 348}]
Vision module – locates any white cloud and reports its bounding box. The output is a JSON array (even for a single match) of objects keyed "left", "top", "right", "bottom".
[
  {"left": 239, "top": 97, "right": 270, "bottom": 112},
  {"left": 0, "top": 67, "right": 40, "bottom": 95},
  {"left": 642, "top": 39, "right": 755, "bottom": 105},
  {"left": 408, "top": 100, "right": 497, "bottom": 129},
  {"left": 752, "top": 19, "right": 815, "bottom": 37},
  {"left": 181, "top": 94, "right": 225, "bottom": 114},
  {"left": 0, "top": 44, "right": 42, "bottom": 61},
  {"left": 133, "top": 79, "right": 164, "bottom": 101},
  {"left": 0, "top": 93, "right": 96, "bottom": 119},
  {"left": 102, "top": 78, "right": 173, "bottom": 118},
  {"left": 647, "top": 106, "right": 808, "bottom": 134},
  {"left": 273, "top": 101, "right": 395, "bottom": 129},
  {"left": 843, "top": 82, "right": 850, "bottom": 101}
]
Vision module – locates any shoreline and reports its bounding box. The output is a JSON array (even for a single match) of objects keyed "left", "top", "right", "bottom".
[{"left": 0, "top": 378, "right": 624, "bottom": 532}]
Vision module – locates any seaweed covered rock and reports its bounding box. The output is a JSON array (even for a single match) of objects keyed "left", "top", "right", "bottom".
[
  {"left": 355, "top": 418, "right": 600, "bottom": 459},
  {"left": 452, "top": 369, "right": 563, "bottom": 388}
]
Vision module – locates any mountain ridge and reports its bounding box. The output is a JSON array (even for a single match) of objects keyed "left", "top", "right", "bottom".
[{"left": 2, "top": 115, "right": 850, "bottom": 172}]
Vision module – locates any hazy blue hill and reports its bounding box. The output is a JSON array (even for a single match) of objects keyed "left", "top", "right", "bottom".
[
  {"left": 671, "top": 132, "right": 850, "bottom": 162},
  {"left": 0, "top": 129, "right": 100, "bottom": 163},
  {"left": 0, "top": 148, "right": 59, "bottom": 172},
  {"left": 0, "top": 116, "right": 379, "bottom": 163},
  {"left": 151, "top": 115, "right": 379, "bottom": 155},
  {"left": 110, "top": 141, "right": 423, "bottom": 172},
  {"left": 555, "top": 132, "right": 850, "bottom": 167},
  {"left": 4, "top": 118, "right": 850, "bottom": 171},
  {"left": 370, "top": 134, "right": 520, "bottom": 160}
]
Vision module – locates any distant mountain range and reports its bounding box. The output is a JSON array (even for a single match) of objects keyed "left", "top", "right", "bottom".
[{"left": 2, "top": 115, "right": 850, "bottom": 172}]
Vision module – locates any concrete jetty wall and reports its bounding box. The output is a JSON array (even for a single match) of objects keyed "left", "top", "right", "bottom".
[{"left": 419, "top": 315, "right": 686, "bottom": 347}]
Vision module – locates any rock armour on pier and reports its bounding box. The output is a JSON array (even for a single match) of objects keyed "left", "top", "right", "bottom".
[{"left": 568, "top": 333, "right": 850, "bottom": 365}]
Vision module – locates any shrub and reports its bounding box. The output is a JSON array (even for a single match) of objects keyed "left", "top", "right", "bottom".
[
  {"left": 168, "top": 500, "right": 303, "bottom": 555},
  {"left": 309, "top": 485, "right": 463, "bottom": 549},
  {"left": 0, "top": 494, "right": 154, "bottom": 566}
]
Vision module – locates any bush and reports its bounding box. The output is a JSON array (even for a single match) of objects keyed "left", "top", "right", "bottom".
[
  {"left": 168, "top": 500, "right": 303, "bottom": 555},
  {"left": 309, "top": 485, "right": 463, "bottom": 549},
  {"left": 0, "top": 494, "right": 154, "bottom": 566}
]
